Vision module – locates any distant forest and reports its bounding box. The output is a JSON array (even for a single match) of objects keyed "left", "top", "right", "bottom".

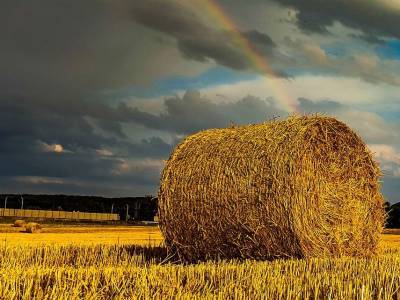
[
  {"left": 386, "top": 202, "right": 400, "bottom": 228},
  {"left": 0, "top": 194, "right": 157, "bottom": 221}
]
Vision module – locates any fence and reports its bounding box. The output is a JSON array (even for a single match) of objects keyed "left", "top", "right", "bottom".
[{"left": 0, "top": 208, "right": 120, "bottom": 221}]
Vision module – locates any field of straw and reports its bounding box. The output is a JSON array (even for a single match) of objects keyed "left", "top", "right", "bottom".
[{"left": 0, "top": 224, "right": 400, "bottom": 299}]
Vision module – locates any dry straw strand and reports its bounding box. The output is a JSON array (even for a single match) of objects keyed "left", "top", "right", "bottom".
[{"left": 158, "top": 115, "right": 386, "bottom": 262}]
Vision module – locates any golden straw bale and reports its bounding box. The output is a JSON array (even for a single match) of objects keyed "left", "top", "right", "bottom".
[
  {"left": 25, "top": 222, "right": 42, "bottom": 233},
  {"left": 158, "top": 115, "right": 385, "bottom": 262},
  {"left": 13, "top": 220, "right": 26, "bottom": 227}
]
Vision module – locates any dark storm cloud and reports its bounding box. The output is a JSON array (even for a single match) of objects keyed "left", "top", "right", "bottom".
[
  {"left": 0, "top": 0, "right": 189, "bottom": 91},
  {"left": 1, "top": 151, "right": 118, "bottom": 180},
  {"left": 0, "top": 94, "right": 118, "bottom": 152},
  {"left": 124, "top": 90, "right": 286, "bottom": 134},
  {"left": 94, "top": 119, "right": 126, "bottom": 138},
  {"left": 271, "top": 0, "right": 400, "bottom": 41},
  {"left": 131, "top": 0, "right": 278, "bottom": 72},
  {"left": 0, "top": 87, "right": 286, "bottom": 166},
  {"left": 0, "top": 87, "right": 290, "bottom": 195},
  {"left": 244, "top": 30, "right": 276, "bottom": 49},
  {"left": 121, "top": 137, "right": 173, "bottom": 159},
  {"left": 0, "top": 159, "right": 163, "bottom": 197},
  {"left": 0, "top": 0, "right": 111, "bottom": 90},
  {"left": 0, "top": 91, "right": 175, "bottom": 195}
]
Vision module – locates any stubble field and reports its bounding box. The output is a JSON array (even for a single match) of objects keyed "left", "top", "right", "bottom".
[{"left": 1, "top": 224, "right": 400, "bottom": 299}]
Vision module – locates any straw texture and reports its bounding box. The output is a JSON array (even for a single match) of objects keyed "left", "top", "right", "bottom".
[
  {"left": 158, "top": 115, "right": 385, "bottom": 262},
  {"left": 25, "top": 222, "right": 42, "bottom": 233}
]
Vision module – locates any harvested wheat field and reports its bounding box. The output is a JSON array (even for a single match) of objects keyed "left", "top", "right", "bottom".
[
  {"left": 159, "top": 115, "right": 385, "bottom": 262},
  {"left": 0, "top": 224, "right": 162, "bottom": 246},
  {"left": 0, "top": 224, "right": 400, "bottom": 299}
]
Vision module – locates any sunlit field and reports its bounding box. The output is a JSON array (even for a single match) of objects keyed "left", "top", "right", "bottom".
[
  {"left": 0, "top": 224, "right": 163, "bottom": 246},
  {"left": 1, "top": 224, "right": 400, "bottom": 299}
]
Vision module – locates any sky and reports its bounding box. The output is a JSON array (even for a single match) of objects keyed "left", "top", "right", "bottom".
[{"left": 1, "top": 0, "right": 399, "bottom": 202}]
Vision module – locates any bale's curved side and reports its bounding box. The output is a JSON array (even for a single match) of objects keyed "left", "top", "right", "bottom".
[
  {"left": 158, "top": 115, "right": 385, "bottom": 262},
  {"left": 25, "top": 222, "right": 42, "bottom": 233},
  {"left": 13, "top": 220, "right": 26, "bottom": 228}
]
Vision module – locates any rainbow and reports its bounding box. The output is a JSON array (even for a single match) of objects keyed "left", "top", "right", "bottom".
[{"left": 197, "top": 0, "right": 300, "bottom": 114}]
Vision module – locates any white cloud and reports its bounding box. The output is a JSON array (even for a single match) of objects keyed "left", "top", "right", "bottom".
[
  {"left": 96, "top": 149, "right": 113, "bottom": 157},
  {"left": 14, "top": 176, "right": 66, "bottom": 185},
  {"left": 197, "top": 74, "right": 400, "bottom": 108},
  {"left": 353, "top": 54, "right": 379, "bottom": 71},
  {"left": 54, "top": 144, "right": 64, "bottom": 153},
  {"left": 338, "top": 111, "right": 398, "bottom": 143},
  {"left": 39, "top": 141, "right": 65, "bottom": 153},
  {"left": 302, "top": 44, "right": 330, "bottom": 65},
  {"left": 369, "top": 144, "right": 400, "bottom": 177},
  {"left": 369, "top": 144, "right": 400, "bottom": 164}
]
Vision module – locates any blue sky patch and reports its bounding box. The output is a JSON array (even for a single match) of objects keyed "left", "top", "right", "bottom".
[
  {"left": 376, "top": 39, "right": 400, "bottom": 60},
  {"left": 322, "top": 44, "right": 347, "bottom": 57}
]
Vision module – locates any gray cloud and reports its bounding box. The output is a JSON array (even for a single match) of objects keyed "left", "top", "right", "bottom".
[
  {"left": 281, "top": 37, "right": 400, "bottom": 86},
  {"left": 244, "top": 30, "right": 276, "bottom": 48},
  {"left": 271, "top": 0, "right": 400, "bottom": 41},
  {"left": 121, "top": 137, "right": 173, "bottom": 159},
  {"left": 298, "top": 98, "right": 343, "bottom": 113},
  {"left": 124, "top": 90, "right": 286, "bottom": 134},
  {"left": 131, "top": 0, "right": 279, "bottom": 73},
  {"left": 0, "top": 0, "right": 212, "bottom": 93},
  {"left": 0, "top": 88, "right": 288, "bottom": 195},
  {"left": 0, "top": 91, "right": 175, "bottom": 196}
]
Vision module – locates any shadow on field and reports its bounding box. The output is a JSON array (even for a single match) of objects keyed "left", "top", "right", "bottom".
[{"left": 123, "top": 245, "right": 181, "bottom": 264}]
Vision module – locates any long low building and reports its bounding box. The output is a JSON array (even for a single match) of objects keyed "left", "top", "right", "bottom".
[
  {"left": 0, "top": 208, "right": 120, "bottom": 221},
  {"left": 0, "top": 194, "right": 157, "bottom": 221}
]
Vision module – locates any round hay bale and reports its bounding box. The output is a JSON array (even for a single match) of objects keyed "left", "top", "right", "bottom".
[
  {"left": 13, "top": 219, "right": 26, "bottom": 227},
  {"left": 158, "top": 115, "right": 385, "bottom": 262},
  {"left": 25, "top": 222, "right": 42, "bottom": 233}
]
